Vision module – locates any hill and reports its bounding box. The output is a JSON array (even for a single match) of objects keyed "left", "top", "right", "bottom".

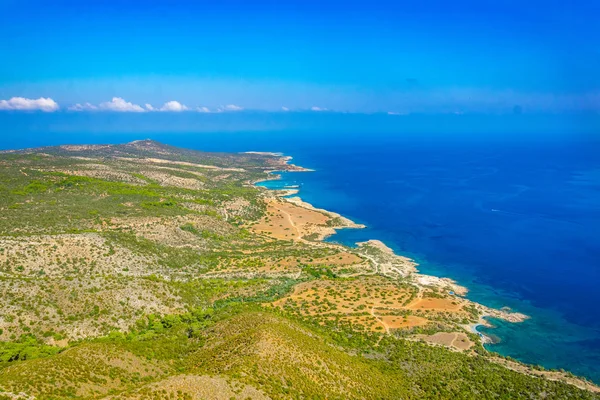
[{"left": 0, "top": 140, "right": 597, "bottom": 399}]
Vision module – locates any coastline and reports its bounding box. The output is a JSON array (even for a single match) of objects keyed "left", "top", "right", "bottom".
[
  {"left": 258, "top": 155, "right": 529, "bottom": 332},
  {"left": 247, "top": 152, "right": 600, "bottom": 392},
  {"left": 1, "top": 139, "right": 597, "bottom": 394}
]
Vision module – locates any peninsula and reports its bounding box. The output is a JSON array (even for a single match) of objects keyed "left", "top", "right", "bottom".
[{"left": 0, "top": 140, "right": 597, "bottom": 399}]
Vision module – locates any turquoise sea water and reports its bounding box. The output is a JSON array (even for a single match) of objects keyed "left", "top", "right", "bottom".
[{"left": 2, "top": 131, "right": 599, "bottom": 383}]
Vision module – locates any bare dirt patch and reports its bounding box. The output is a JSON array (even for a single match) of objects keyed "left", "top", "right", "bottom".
[
  {"left": 382, "top": 315, "right": 428, "bottom": 329},
  {"left": 415, "top": 332, "right": 474, "bottom": 351},
  {"left": 250, "top": 198, "right": 331, "bottom": 241},
  {"left": 273, "top": 276, "right": 427, "bottom": 332},
  {"left": 407, "top": 297, "right": 463, "bottom": 312}
]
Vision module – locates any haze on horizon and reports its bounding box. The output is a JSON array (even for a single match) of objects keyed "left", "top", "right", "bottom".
[{"left": 1, "top": 0, "right": 599, "bottom": 117}]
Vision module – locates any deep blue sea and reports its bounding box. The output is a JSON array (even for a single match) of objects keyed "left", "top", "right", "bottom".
[{"left": 2, "top": 131, "right": 599, "bottom": 383}]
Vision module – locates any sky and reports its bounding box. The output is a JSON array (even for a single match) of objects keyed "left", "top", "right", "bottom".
[{"left": 0, "top": 0, "right": 599, "bottom": 115}]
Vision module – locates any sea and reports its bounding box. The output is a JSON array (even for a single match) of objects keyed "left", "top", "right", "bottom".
[{"left": 2, "top": 130, "right": 599, "bottom": 383}]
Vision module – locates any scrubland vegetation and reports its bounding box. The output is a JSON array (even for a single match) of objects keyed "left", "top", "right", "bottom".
[{"left": 0, "top": 140, "right": 596, "bottom": 399}]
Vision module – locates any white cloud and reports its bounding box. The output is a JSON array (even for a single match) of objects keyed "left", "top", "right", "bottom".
[
  {"left": 159, "top": 100, "right": 188, "bottom": 112},
  {"left": 0, "top": 97, "right": 59, "bottom": 112},
  {"left": 98, "top": 97, "right": 145, "bottom": 112},
  {"left": 219, "top": 104, "right": 244, "bottom": 112},
  {"left": 388, "top": 111, "right": 409, "bottom": 116},
  {"left": 68, "top": 102, "right": 98, "bottom": 111},
  {"left": 63, "top": 100, "right": 240, "bottom": 113},
  {"left": 281, "top": 106, "right": 290, "bottom": 111},
  {"left": 310, "top": 106, "right": 327, "bottom": 112}
]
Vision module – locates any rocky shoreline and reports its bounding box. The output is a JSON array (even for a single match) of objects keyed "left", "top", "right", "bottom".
[{"left": 265, "top": 153, "right": 529, "bottom": 335}]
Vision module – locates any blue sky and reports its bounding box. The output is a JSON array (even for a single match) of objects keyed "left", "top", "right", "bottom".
[{"left": 0, "top": 0, "right": 599, "bottom": 114}]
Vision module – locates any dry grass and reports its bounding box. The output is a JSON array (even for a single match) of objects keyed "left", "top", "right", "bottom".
[
  {"left": 0, "top": 343, "right": 170, "bottom": 398},
  {"left": 108, "top": 375, "right": 270, "bottom": 400}
]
